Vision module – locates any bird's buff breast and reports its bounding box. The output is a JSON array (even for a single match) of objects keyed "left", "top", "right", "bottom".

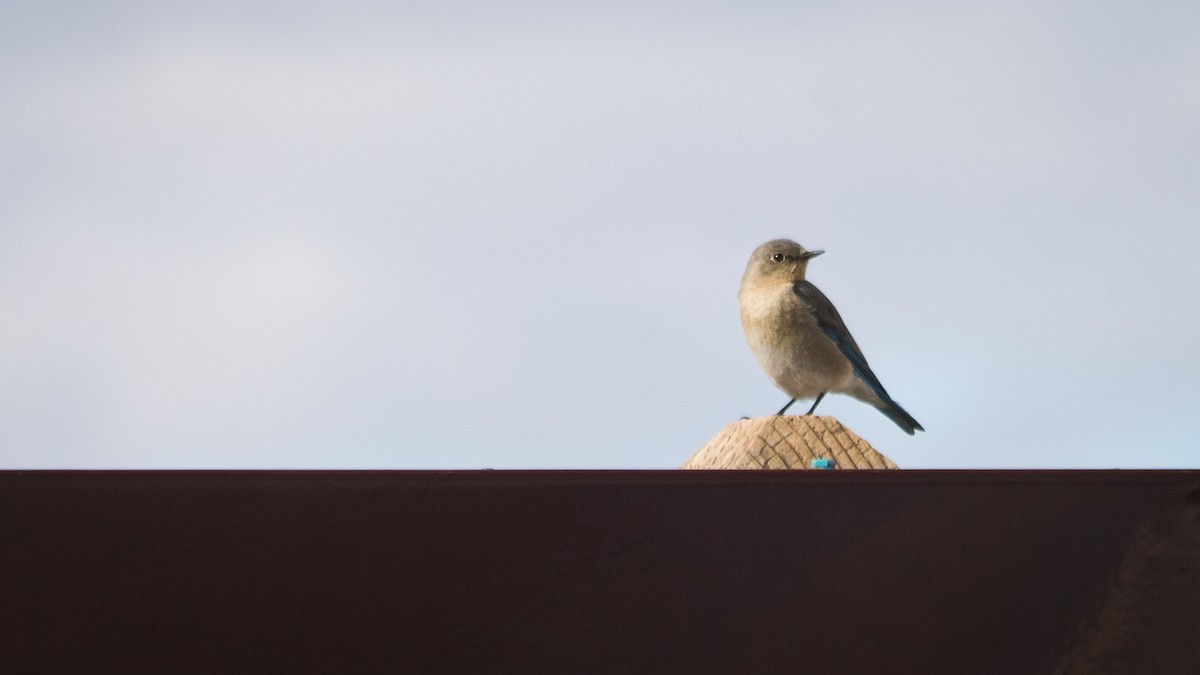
[{"left": 738, "top": 281, "right": 850, "bottom": 398}]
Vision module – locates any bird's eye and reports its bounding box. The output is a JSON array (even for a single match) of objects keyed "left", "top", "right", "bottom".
[{"left": 770, "top": 253, "right": 786, "bottom": 263}]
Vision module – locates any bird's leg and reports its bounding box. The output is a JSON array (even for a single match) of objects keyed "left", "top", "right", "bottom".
[
  {"left": 804, "top": 392, "right": 827, "bottom": 416},
  {"left": 775, "top": 398, "right": 797, "bottom": 415}
]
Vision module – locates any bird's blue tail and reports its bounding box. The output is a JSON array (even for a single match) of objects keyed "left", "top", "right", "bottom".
[{"left": 877, "top": 400, "right": 923, "bottom": 435}]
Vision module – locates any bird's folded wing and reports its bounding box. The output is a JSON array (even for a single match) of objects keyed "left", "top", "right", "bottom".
[{"left": 792, "top": 281, "right": 891, "bottom": 400}]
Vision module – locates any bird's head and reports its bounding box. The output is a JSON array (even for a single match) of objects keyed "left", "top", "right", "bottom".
[{"left": 742, "top": 239, "right": 825, "bottom": 286}]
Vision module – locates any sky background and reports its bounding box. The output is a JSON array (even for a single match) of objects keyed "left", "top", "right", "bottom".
[{"left": 2, "top": 1, "right": 1198, "bottom": 469}]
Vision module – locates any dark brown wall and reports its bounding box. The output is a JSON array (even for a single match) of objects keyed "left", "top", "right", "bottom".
[{"left": 3, "top": 470, "right": 1198, "bottom": 674}]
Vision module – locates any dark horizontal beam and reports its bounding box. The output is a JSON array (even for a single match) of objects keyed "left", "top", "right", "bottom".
[{"left": 3, "top": 470, "right": 1198, "bottom": 674}]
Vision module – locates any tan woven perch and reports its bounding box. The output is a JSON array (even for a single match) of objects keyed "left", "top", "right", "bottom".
[{"left": 682, "top": 415, "right": 897, "bottom": 470}]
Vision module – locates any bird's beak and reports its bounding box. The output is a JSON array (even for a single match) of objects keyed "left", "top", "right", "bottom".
[{"left": 800, "top": 249, "right": 825, "bottom": 261}]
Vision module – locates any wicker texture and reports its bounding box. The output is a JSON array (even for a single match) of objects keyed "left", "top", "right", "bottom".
[{"left": 682, "top": 415, "right": 897, "bottom": 470}]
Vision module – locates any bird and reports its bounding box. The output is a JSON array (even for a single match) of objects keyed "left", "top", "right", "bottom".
[{"left": 738, "top": 238, "right": 923, "bottom": 435}]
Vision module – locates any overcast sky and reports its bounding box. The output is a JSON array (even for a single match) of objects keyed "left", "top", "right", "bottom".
[{"left": 3, "top": 1, "right": 1198, "bottom": 469}]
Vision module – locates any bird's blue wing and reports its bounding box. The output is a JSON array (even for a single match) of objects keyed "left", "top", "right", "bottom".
[{"left": 792, "top": 281, "right": 891, "bottom": 400}]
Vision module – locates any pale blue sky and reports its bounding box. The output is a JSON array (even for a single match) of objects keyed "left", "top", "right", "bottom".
[{"left": 3, "top": 1, "right": 1198, "bottom": 468}]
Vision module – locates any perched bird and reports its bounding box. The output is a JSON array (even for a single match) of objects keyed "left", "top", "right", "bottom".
[{"left": 739, "top": 239, "right": 923, "bottom": 434}]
